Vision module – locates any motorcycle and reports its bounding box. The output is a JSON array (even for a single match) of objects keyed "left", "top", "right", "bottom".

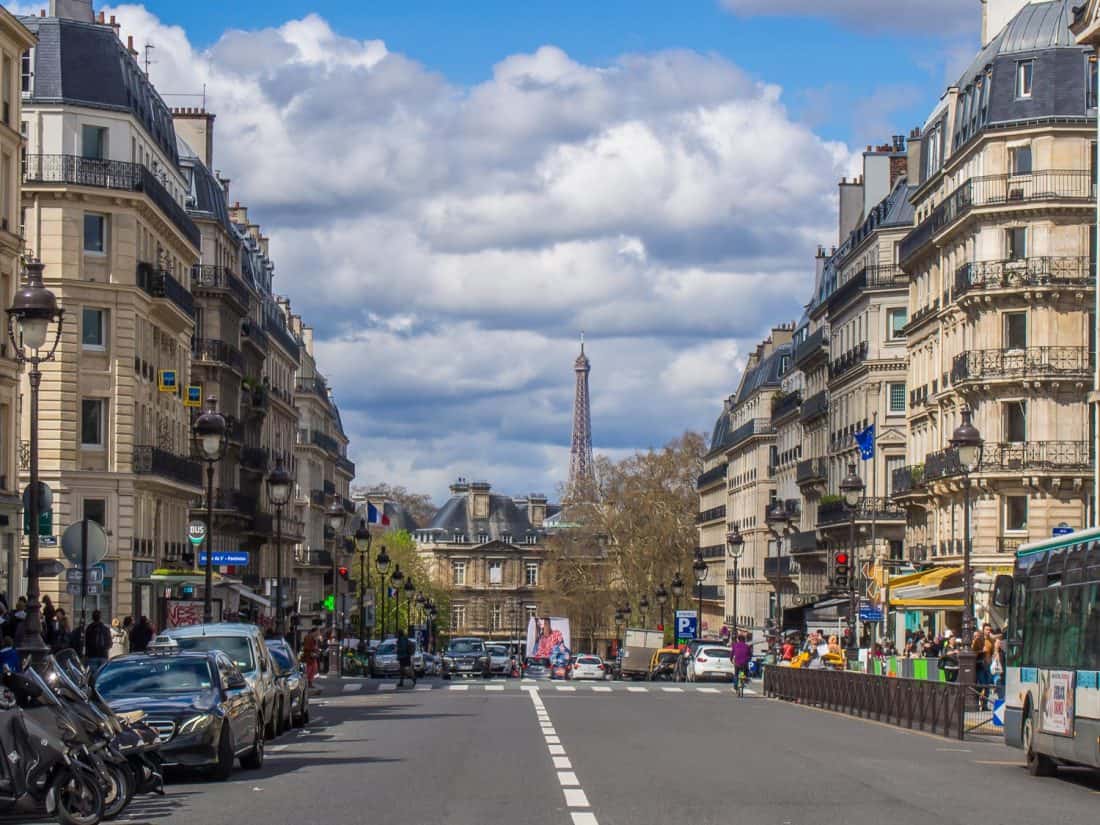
[{"left": 0, "top": 666, "right": 105, "bottom": 825}]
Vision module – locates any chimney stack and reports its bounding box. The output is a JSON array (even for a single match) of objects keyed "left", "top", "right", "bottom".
[
  {"left": 171, "top": 107, "right": 217, "bottom": 168},
  {"left": 49, "top": 0, "right": 95, "bottom": 22}
]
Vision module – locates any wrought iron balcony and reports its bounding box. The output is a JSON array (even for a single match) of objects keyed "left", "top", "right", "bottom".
[
  {"left": 23, "top": 154, "right": 200, "bottom": 247},
  {"left": 696, "top": 463, "right": 728, "bottom": 490},
  {"left": 264, "top": 314, "right": 300, "bottom": 359},
  {"left": 799, "top": 391, "right": 829, "bottom": 423},
  {"left": 998, "top": 536, "right": 1024, "bottom": 554},
  {"left": 192, "top": 338, "right": 244, "bottom": 373},
  {"left": 295, "top": 377, "right": 329, "bottom": 399},
  {"left": 951, "top": 346, "right": 1092, "bottom": 385},
  {"left": 891, "top": 465, "right": 924, "bottom": 496},
  {"left": 817, "top": 497, "right": 904, "bottom": 527},
  {"left": 829, "top": 342, "right": 869, "bottom": 380},
  {"left": 788, "top": 530, "right": 820, "bottom": 555},
  {"left": 924, "top": 447, "right": 962, "bottom": 481},
  {"left": 240, "top": 446, "right": 269, "bottom": 473},
  {"left": 727, "top": 418, "right": 772, "bottom": 450},
  {"left": 698, "top": 544, "right": 725, "bottom": 559},
  {"left": 909, "top": 385, "right": 930, "bottom": 408},
  {"left": 923, "top": 441, "right": 1091, "bottom": 482},
  {"left": 793, "top": 327, "right": 829, "bottom": 368},
  {"left": 796, "top": 457, "right": 827, "bottom": 485},
  {"left": 137, "top": 262, "right": 195, "bottom": 319},
  {"left": 954, "top": 256, "right": 1092, "bottom": 298},
  {"left": 323, "top": 479, "right": 336, "bottom": 496},
  {"left": 900, "top": 170, "right": 1093, "bottom": 264},
  {"left": 133, "top": 445, "right": 202, "bottom": 488},
  {"left": 827, "top": 265, "right": 907, "bottom": 310},
  {"left": 336, "top": 456, "right": 356, "bottom": 477},
  {"left": 191, "top": 265, "right": 251, "bottom": 308},
  {"left": 198, "top": 489, "right": 257, "bottom": 517},
  {"left": 905, "top": 300, "right": 940, "bottom": 332},
  {"left": 770, "top": 391, "right": 802, "bottom": 423},
  {"left": 696, "top": 505, "right": 727, "bottom": 524}
]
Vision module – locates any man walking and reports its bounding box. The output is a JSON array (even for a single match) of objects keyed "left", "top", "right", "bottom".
[
  {"left": 129, "top": 616, "right": 154, "bottom": 653},
  {"left": 396, "top": 628, "right": 416, "bottom": 688},
  {"left": 83, "top": 610, "right": 112, "bottom": 673}
]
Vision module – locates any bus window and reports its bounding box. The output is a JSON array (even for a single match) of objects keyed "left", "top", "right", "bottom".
[
  {"left": 1085, "top": 584, "right": 1100, "bottom": 671},
  {"left": 1036, "top": 590, "right": 1061, "bottom": 668},
  {"left": 1057, "top": 585, "right": 1085, "bottom": 668},
  {"left": 1022, "top": 585, "right": 1044, "bottom": 664},
  {"left": 1064, "top": 543, "right": 1087, "bottom": 586}
]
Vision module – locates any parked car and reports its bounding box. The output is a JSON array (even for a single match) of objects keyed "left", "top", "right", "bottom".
[
  {"left": 674, "top": 639, "right": 724, "bottom": 682},
  {"left": 371, "top": 638, "right": 424, "bottom": 678},
  {"left": 522, "top": 656, "right": 551, "bottom": 680},
  {"left": 689, "top": 645, "right": 736, "bottom": 683},
  {"left": 94, "top": 649, "right": 264, "bottom": 781},
  {"left": 569, "top": 654, "right": 607, "bottom": 681},
  {"left": 421, "top": 653, "right": 440, "bottom": 677},
  {"left": 158, "top": 623, "right": 279, "bottom": 739},
  {"left": 442, "top": 638, "right": 490, "bottom": 679},
  {"left": 265, "top": 639, "right": 309, "bottom": 729},
  {"left": 485, "top": 644, "right": 512, "bottom": 677}
]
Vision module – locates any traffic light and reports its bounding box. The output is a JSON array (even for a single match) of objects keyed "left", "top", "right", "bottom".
[
  {"left": 833, "top": 550, "right": 850, "bottom": 589},
  {"left": 338, "top": 566, "right": 349, "bottom": 581},
  {"left": 181, "top": 549, "right": 194, "bottom": 567}
]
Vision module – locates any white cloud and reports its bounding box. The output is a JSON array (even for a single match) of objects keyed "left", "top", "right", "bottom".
[
  {"left": 720, "top": 0, "right": 976, "bottom": 36},
  {"left": 101, "top": 4, "right": 852, "bottom": 501}
]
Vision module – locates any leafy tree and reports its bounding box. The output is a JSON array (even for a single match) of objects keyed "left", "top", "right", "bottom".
[{"left": 351, "top": 483, "right": 436, "bottom": 527}]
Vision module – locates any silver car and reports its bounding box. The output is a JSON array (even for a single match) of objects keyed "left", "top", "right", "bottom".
[
  {"left": 485, "top": 644, "right": 513, "bottom": 677},
  {"left": 370, "top": 638, "right": 423, "bottom": 678},
  {"left": 569, "top": 654, "right": 608, "bottom": 681}
]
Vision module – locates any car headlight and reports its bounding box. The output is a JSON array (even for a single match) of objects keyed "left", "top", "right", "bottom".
[
  {"left": 443, "top": 657, "right": 454, "bottom": 665},
  {"left": 178, "top": 714, "right": 215, "bottom": 735}
]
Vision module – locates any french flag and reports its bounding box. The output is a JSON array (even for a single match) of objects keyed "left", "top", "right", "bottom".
[{"left": 367, "top": 502, "right": 390, "bottom": 526}]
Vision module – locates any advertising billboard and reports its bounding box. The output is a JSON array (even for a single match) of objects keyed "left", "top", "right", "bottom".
[{"left": 526, "top": 616, "right": 572, "bottom": 666}]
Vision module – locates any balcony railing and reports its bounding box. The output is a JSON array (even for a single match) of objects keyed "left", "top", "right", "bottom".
[
  {"left": 199, "top": 489, "right": 257, "bottom": 517},
  {"left": 829, "top": 341, "right": 869, "bottom": 380},
  {"left": 789, "top": 530, "right": 819, "bottom": 555},
  {"left": 191, "top": 265, "right": 251, "bottom": 308},
  {"left": 796, "top": 457, "right": 828, "bottom": 485},
  {"left": 137, "top": 262, "right": 195, "bottom": 319},
  {"left": 323, "top": 479, "right": 336, "bottom": 496},
  {"left": 924, "top": 447, "right": 962, "bottom": 481},
  {"left": 240, "top": 446, "right": 269, "bottom": 473},
  {"left": 905, "top": 300, "right": 939, "bottom": 332},
  {"left": 900, "top": 170, "right": 1093, "bottom": 264},
  {"left": 727, "top": 418, "right": 772, "bottom": 451},
  {"left": 827, "top": 265, "right": 907, "bottom": 311},
  {"left": 951, "top": 346, "right": 1092, "bottom": 385},
  {"left": 799, "top": 390, "right": 828, "bottom": 423},
  {"left": 132, "top": 445, "right": 202, "bottom": 488},
  {"left": 264, "top": 315, "right": 300, "bottom": 359},
  {"left": 909, "top": 385, "right": 930, "bottom": 408},
  {"left": 793, "top": 327, "right": 829, "bottom": 368},
  {"left": 309, "top": 489, "right": 327, "bottom": 507},
  {"left": 923, "top": 441, "right": 1091, "bottom": 482},
  {"left": 696, "top": 463, "right": 728, "bottom": 490},
  {"left": 770, "top": 392, "right": 802, "bottom": 423},
  {"left": 249, "top": 512, "right": 274, "bottom": 536},
  {"left": 696, "top": 505, "right": 727, "bottom": 524},
  {"left": 764, "top": 556, "right": 801, "bottom": 578},
  {"left": 698, "top": 544, "right": 725, "bottom": 559},
  {"left": 23, "top": 154, "right": 201, "bottom": 247},
  {"left": 192, "top": 338, "right": 244, "bottom": 373},
  {"left": 998, "top": 536, "right": 1024, "bottom": 554},
  {"left": 295, "top": 377, "right": 329, "bottom": 399},
  {"left": 336, "top": 456, "right": 356, "bottom": 477},
  {"left": 954, "top": 256, "right": 1092, "bottom": 298},
  {"left": 891, "top": 465, "right": 924, "bottom": 496},
  {"left": 817, "top": 497, "right": 904, "bottom": 527}
]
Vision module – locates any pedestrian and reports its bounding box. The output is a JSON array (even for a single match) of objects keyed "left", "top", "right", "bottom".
[
  {"left": 129, "top": 615, "right": 154, "bottom": 653},
  {"left": 41, "top": 595, "right": 56, "bottom": 628},
  {"left": 991, "top": 636, "right": 1006, "bottom": 701},
  {"left": 396, "top": 628, "right": 415, "bottom": 688},
  {"left": 50, "top": 610, "right": 70, "bottom": 653},
  {"left": 8, "top": 597, "right": 26, "bottom": 644},
  {"left": 83, "top": 610, "right": 112, "bottom": 672},
  {"left": 731, "top": 634, "right": 752, "bottom": 682},
  {"left": 109, "top": 617, "right": 128, "bottom": 658},
  {"left": 302, "top": 629, "right": 320, "bottom": 687},
  {"left": 0, "top": 636, "right": 18, "bottom": 673}
]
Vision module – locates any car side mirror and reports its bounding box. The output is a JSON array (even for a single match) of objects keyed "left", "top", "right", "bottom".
[
  {"left": 227, "top": 675, "right": 248, "bottom": 690},
  {"left": 992, "top": 574, "right": 1014, "bottom": 609},
  {"left": 260, "top": 657, "right": 269, "bottom": 673}
]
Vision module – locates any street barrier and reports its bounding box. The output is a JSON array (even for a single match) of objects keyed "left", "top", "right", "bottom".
[{"left": 764, "top": 665, "right": 966, "bottom": 740}]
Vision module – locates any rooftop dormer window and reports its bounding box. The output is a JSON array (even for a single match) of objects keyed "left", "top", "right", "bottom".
[{"left": 1016, "top": 60, "right": 1033, "bottom": 99}]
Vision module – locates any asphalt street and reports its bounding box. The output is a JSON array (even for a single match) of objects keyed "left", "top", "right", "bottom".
[{"left": 7, "top": 676, "right": 1099, "bottom": 825}]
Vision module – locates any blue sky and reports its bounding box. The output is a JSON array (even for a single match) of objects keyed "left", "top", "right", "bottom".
[{"left": 134, "top": 0, "right": 975, "bottom": 146}]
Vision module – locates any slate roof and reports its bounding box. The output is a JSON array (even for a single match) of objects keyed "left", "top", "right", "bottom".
[
  {"left": 426, "top": 492, "right": 541, "bottom": 541},
  {"left": 177, "top": 137, "right": 235, "bottom": 236},
  {"left": 709, "top": 339, "right": 791, "bottom": 453},
  {"left": 21, "top": 15, "right": 180, "bottom": 164}
]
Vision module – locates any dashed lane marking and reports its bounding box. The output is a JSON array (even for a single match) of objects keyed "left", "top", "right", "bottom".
[
  {"left": 556, "top": 685, "right": 577, "bottom": 692},
  {"left": 449, "top": 685, "right": 469, "bottom": 691},
  {"left": 627, "top": 687, "right": 647, "bottom": 693},
  {"left": 557, "top": 771, "right": 580, "bottom": 786},
  {"left": 699, "top": 687, "right": 719, "bottom": 693},
  {"left": 592, "top": 686, "right": 612, "bottom": 692},
  {"left": 662, "top": 687, "right": 683, "bottom": 693},
  {"left": 553, "top": 756, "right": 572, "bottom": 769},
  {"left": 377, "top": 683, "right": 396, "bottom": 692},
  {"left": 564, "top": 789, "right": 590, "bottom": 807},
  {"left": 342, "top": 683, "right": 362, "bottom": 692},
  {"left": 485, "top": 685, "right": 504, "bottom": 691}
]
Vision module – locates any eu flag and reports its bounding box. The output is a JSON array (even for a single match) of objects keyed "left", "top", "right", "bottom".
[{"left": 854, "top": 424, "right": 875, "bottom": 460}]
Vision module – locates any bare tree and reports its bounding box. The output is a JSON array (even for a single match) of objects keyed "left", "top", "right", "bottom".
[{"left": 352, "top": 483, "right": 437, "bottom": 527}]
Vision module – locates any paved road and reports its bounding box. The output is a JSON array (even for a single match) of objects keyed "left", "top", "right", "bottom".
[{"left": 7, "top": 676, "right": 1099, "bottom": 825}]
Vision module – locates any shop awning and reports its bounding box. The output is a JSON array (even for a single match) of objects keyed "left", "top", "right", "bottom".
[
  {"left": 889, "top": 565, "right": 964, "bottom": 609},
  {"left": 216, "top": 581, "right": 271, "bottom": 608},
  {"left": 134, "top": 570, "right": 226, "bottom": 586}
]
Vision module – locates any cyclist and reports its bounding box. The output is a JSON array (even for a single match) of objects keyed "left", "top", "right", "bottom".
[{"left": 731, "top": 633, "right": 752, "bottom": 687}]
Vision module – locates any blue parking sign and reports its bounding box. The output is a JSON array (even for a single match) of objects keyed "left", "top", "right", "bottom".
[{"left": 675, "top": 610, "right": 698, "bottom": 642}]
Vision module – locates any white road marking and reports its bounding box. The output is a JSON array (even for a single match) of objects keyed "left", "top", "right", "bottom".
[
  {"left": 564, "top": 788, "right": 590, "bottom": 807},
  {"left": 553, "top": 756, "right": 572, "bottom": 769},
  {"left": 541, "top": 727, "right": 557, "bottom": 735},
  {"left": 449, "top": 685, "right": 469, "bottom": 691},
  {"left": 627, "top": 686, "right": 647, "bottom": 693},
  {"left": 662, "top": 687, "right": 683, "bottom": 693},
  {"left": 545, "top": 735, "right": 561, "bottom": 744},
  {"left": 591, "top": 686, "right": 611, "bottom": 692},
  {"left": 377, "top": 683, "right": 396, "bottom": 692},
  {"left": 557, "top": 771, "right": 580, "bottom": 786},
  {"left": 415, "top": 685, "right": 432, "bottom": 691},
  {"left": 556, "top": 685, "right": 577, "bottom": 692},
  {"left": 485, "top": 685, "right": 504, "bottom": 691},
  {"left": 342, "top": 683, "right": 362, "bottom": 692},
  {"left": 699, "top": 687, "right": 719, "bottom": 694},
  {"left": 571, "top": 813, "right": 600, "bottom": 825},
  {"left": 270, "top": 744, "right": 288, "bottom": 752},
  {"left": 548, "top": 744, "right": 566, "bottom": 755}
]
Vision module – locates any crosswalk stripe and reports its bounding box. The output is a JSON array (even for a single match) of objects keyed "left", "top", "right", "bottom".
[
  {"left": 449, "top": 685, "right": 469, "bottom": 691},
  {"left": 662, "top": 687, "right": 683, "bottom": 693},
  {"left": 377, "top": 683, "right": 396, "bottom": 692},
  {"left": 485, "top": 685, "right": 504, "bottom": 691},
  {"left": 342, "top": 683, "right": 362, "bottom": 692},
  {"left": 591, "top": 685, "right": 612, "bottom": 692},
  {"left": 556, "top": 686, "right": 576, "bottom": 692},
  {"left": 627, "top": 686, "right": 647, "bottom": 693},
  {"left": 699, "top": 687, "right": 719, "bottom": 693},
  {"left": 415, "top": 685, "right": 432, "bottom": 691}
]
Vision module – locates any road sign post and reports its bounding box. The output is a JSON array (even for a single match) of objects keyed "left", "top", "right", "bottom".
[
  {"left": 674, "top": 609, "right": 698, "bottom": 644},
  {"left": 61, "top": 520, "right": 108, "bottom": 629}
]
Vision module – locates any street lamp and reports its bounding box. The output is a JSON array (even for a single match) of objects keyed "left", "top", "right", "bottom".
[
  {"left": 766, "top": 502, "right": 792, "bottom": 659},
  {"left": 692, "top": 549, "right": 708, "bottom": 639},
  {"left": 266, "top": 460, "right": 293, "bottom": 639},
  {"left": 390, "top": 564, "right": 404, "bottom": 636},
  {"left": 354, "top": 518, "right": 373, "bottom": 644},
  {"left": 840, "top": 462, "right": 866, "bottom": 651},
  {"left": 670, "top": 571, "right": 684, "bottom": 640},
  {"left": 193, "top": 397, "right": 227, "bottom": 625},
  {"left": 326, "top": 499, "right": 348, "bottom": 631},
  {"left": 726, "top": 526, "right": 745, "bottom": 640},
  {"left": 403, "top": 575, "right": 415, "bottom": 634},
  {"left": 8, "top": 260, "right": 63, "bottom": 658},
  {"left": 375, "top": 545, "right": 390, "bottom": 637},
  {"left": 654, "top": 584, "right": 668, "bottom": 640},
  {"left": 638, "top": 594, "right": 649, "bottom": 628},
  {"left": 951, "top": 407, "right": 984, "bottom": 687}
]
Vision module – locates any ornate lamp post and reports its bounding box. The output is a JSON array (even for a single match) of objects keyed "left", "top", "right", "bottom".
[
  {"left": 692, "top": 549, "right": 708, "bottom": 638},
  {"left": 638, "top": 594, "right": 649, "bottom": 628},
  {"left": 375, "top": 545, "right": 390, "bottom": 637},
  {"left": 670, "top": 571, "right": 684, "bottom": 641},
  {"left": 354, "top": 518, "right": 372, "bottom": 644},
  {"left": 415, "top": 590, "right": 426, "bottom": 629},
  {"left": 403, "top": 576, "right": 415, "bottom": 635},
  {"left": 841, "top": 462, "right": 866, "bottom": 652},
  {"left": 951, "top": 408, "right": 984, "bottom": 688},
  {"left": 325, "top": 500, "right": 347, "bottom": 635},
  {"left": 765, "top": 502, "right": 792, "bottom": 659},
  {"left": 193, "top": 397, "right": 227, "bottom": 625},
  {"left": 654, "top": 584, "right": 669, "bottom": 641},
  {"left": 266, "top": 460, "right": 293, "bottom": 638},
  {"left": 726, "top": 525, "right": 744, "bottom": 640},
  {"left": 8, "top": 260, "right": 63, "bottom": 658},
  {"left": 389, "top": 564, "right": 405, "bottom": 636}
]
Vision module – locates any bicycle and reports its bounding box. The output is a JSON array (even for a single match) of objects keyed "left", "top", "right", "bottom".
[{"left": 735, "top": 668, "right": 748, "bottom": 698}]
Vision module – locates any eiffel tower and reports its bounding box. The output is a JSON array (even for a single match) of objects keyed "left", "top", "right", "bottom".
[{"left": 568, "top": 334, "right": 594, "bottom": 497}]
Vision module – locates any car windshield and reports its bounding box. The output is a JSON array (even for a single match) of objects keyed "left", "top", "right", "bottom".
[
  {"left": 96, "top": 659, "right": 214, "bottom": 698},
  {"left": 267, "top": 645, "right": 295, "bottom": 672},
  {"left": 377, "top": 642, "right": 396, "bottom": 655},
  {"left": 527, "top": 657, "right": 550, "bottom": 667},
  {"left": 486, "top": 646, "right": 508, "bottom": 656},
  {"left": 702, "top": 648, "right": 730, "bottom": 658},
  {"left": 578, "top": 656, "right": 601, "bottom": 664},
  {"left": 448, "top": 640, "right": 483, "bottom": 654},
  {"left": 173, "top": 636, "right": 255, "bottom": 672}
]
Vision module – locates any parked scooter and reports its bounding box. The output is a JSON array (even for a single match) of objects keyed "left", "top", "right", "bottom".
[{"left": 0, "top": 666, "right": 105, "bottom": 825}]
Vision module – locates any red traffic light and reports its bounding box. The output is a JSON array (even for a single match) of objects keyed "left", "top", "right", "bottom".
[
  {"left": 834, "top": 552, "right": 849, "bottom": 566},
  {"left": 338, "top": 566, "right": 349, "bottom": 579}
]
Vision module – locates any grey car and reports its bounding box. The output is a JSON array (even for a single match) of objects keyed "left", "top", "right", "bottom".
[
  {"left": 265, "top": 640, "right": 309, "bottom": 730},
  {"left": 485, "top": 644, "right": 512, "bottom": 677},
  {"left": 370, "top": 639, "right": 424, "bottom": 678}
]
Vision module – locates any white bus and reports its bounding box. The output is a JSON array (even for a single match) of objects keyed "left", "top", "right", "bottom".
[{"left": 1000, "top": 526, "right": 1100, "bottom": 776}]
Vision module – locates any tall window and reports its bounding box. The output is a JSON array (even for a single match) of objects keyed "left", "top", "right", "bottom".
[
  {"left": 888, "top": 382, "right": 906, "bottom": 413},
  {"left": 1, "top": 56, "right": 10, "bottom": 125},
  {"left": 1004, "top": 401, "right": 1027, "bottom": 443},
  {"left": 525, "top": 605, "right": 538, "bottom": 621},
  {"left": 451, "top": 604, "right": 466, "bottom": 631},
  {"left": 1009, "top": 145, "right": 1032, "bottom": 175},
  {"left": 1004, "top": 311, "right": 1027, "bottom": 349},
  {"left": 1016, "top": 60, "right": 1034, "bottom": 99},
  {"left": 886, "top": 308, "right": 908, "bottom": 340},
  {"left": 82, "top": 307, "right": 105, "bottom": 350},
  {"left": 1006, "top": 227, "right": 1026, "bottom": 261},
  {"left": 83, "top": 213, "right": 106, "bottom": 253},
  {"left": 81, "top": 399, "right": 104, "bottom": 448},
  {"left": 489, "top": 603, "right": 502, "bottom": 631},
  {"left": 488, "top": 560, "right": 503, "bottom": 585},
  {"left": 83, "top": 499, "right": 106, "bottom": 527},
  {"left": 81, "top": 126, "right": 107, "bottom": 160},
  {"left": 20, "top": 50, "right": 31, "bottom": 95},
  {"left": 451, "top": 561, "right": 466, "bottom": 586},
  {"left": 1090, "top": 56, "right": 1099, "bottom": 109},
  {"left": 525, "top": 562, "right": 539, "bottom": 587},
  {"left": 1004, "top": 496, "right": 1029, "bottom": 532}
]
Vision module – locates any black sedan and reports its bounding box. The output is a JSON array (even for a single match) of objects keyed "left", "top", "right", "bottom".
[
  {"left": 265, "top": 639, "right": 309, "bottom": 730},
  {"left": 94, "top": 650, "right": 264, "bottom": 781}
]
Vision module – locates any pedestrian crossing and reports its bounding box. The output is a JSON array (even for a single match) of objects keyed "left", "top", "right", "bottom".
[{"left": 327, "top": 677, "right": 758, "bottom": 696}]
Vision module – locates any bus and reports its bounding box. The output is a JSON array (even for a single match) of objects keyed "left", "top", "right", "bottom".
[{"left": 999, "top": 526, "right": 1100, "bottom": 776}]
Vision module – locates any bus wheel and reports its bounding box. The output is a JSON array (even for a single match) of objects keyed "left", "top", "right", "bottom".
[{"left": 1024, "top": 712, "right": 1056, "bottom": 777}]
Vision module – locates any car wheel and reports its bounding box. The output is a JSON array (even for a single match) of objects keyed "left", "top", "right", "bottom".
[
  {"left": 211, "top": 724, "right": 235, "bottom": 782},
  {"left": 241, "top": 717, "right": 265, "bottom": 770}
]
